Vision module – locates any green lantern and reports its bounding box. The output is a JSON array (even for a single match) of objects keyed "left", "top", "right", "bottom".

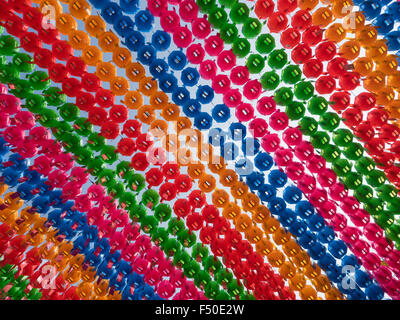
[
  {"left": 216, "top": 269, "right": 233, "bottom": 289},
  {"left": 106, "top": 180, "right": 126, "bottom": 199},
  {"left": 196, "top": 0, "right": 217, "bottom": 13},
  {"left": 215, "top": 290, "right": 231, "bottom": 300},
  {"left": 256, "top": 34, "right": 275, "bottom": 54},
  {"left": 364, "top": 197, "right": 384, "bottom": 216},
  {"left": 141, "top": 189, "right": 160, "bottom": 209},
  {"left": 128, "top": 173, "right": 146, "bottom": 192},
  {"left": 0, "top": 65, "right": 19, "bottom": 83},
  {"left": 307, "top": 96, "right": 329, "bottom": 115},
  {"left": 73, "top": 117, "right": 93, "bottom": 136},
  {"left": 28, "top": 71, "right": 51, "bottom": 90},
  {"left": 26, "top": 288, "right": 42, "bottom": 300},
  {"left": 12, "top": 53, "right": 35, "bottom": 73},
  {"left": 59, "top": 131, "right": 82, "bottom": 153},
  {"left": 154, "top": 203, "right": 172, "bottom": 222},
  {"left": 0, "top": 35, "right": 20, "bottom": 55},
  {"left": 218, "top": 0, "right": 238, "bottom": 7},
  {"left": 342, "top": 172, "right": 363, "bottom": 190},
  {"left": 205, "top": 281, "right": 221, "bottom": 299},
  {"left": 232, "top": 38, "right": 250, "bottom": 58},
  {"left": 227, "top": 279, "right": 244, "bottom": 297},
  {"left": 282, "top": 65, "right": 302, "bottom": 84},
  {"left": 86, "top": 157, "right": 105, "bottom": 176},
  {"left": 177, "top": 229, "right": 196, "bottom": 247},
  {"left": 192, "top": 243, "right": 209, "bottom": 262},
  {"left": 220, "top": 23, "right": 239, "bottom": 44},
  {"left": 116, "top": 161, "right": 131, "bottom": 178},
  {"left": 240, "top": 292, "right": 256, "bottom": 300},
  {"left": 354, "top": 157, "right": 375, "bottom": 175},
  {"left": 319, "top": 112, "right": 340, "bottom": 131},
  {"left": 151, "top": 227, "right": 169, "bottom": 246},
  {"left": 229, "top": 2, "right": 250, "bottom": 24},
  {"left": 97, "top": 168, "right": 115, "bottom": 186},
  {"left": 167, "top": 218, "right": 185, "bottom": 236},
  {"left": 385, "top": 224, "right": 400, "bottom": 243},
  {"left": 140, "top": 215, "right": 158, "bottom": 234},
  {"left": 332, "top": 128, "right": 353, "bottom": 147},
  {"left": 9, "top": 79, "right": 34, "bottom": 99},
  {"left": 74, "top": 145, "right": 94, "bottom": 166},
  {"left": 25, "top": 93, "right": 47, "bottom": 113},
  {"left": 194, "top": 270, "right": 211, "bottom": 289},
  {"left": 267, "top": 49, "right": 288, "bottom": 70},
  {"left": 285, "top": 101, "right": 306, "bottom": 120},
  {"left": 183, "top": 260, "right": 201, "bottom": 279},
  {"left": 204, "top": 256, "right": 222, "bottom": 275},
  {"left": 100, "top": 145, "right": 118, "bottom": 164},
  {"left": 310, "top": 131, "right": 330, "bottom": 149},
  {"left": 59, "top": 103, "right": 79, "bottom": 122},
  {"left": 246, "top": 54, "right": 265, "bottom": 74},
  {"left": 209, "top": 7, "right": 228, "bottom": 29},
  {"left": 354, "top": 185, "right": 374, "bottom": 202},
  {"left": 173, "top": 250, "right": 191, "bottom": 269},
  {"left": 37, "top": 108, "right": 59, "bottom": 128},
  {"left": 44, "top": 87, "right": 67, "bottom": 106},
  {"left": 274, "top": 87, "right": 294, "bottom": 106},
  {"left": 87, "top": 132, "right": 106, "bottom": 152},
  {"left": 387, "top": 198, "right": 400, "bottom": 214},
  {"left": 242, "top": 18, "right": 262, "bottom": 38},
  {"left": 376, "top": 184, "right": 398, "bottom": 202},
  {"left": 129, "top": 204, "right": 147, "bottom": 222},
  {"left": 260, "top": 71, "right": 280, "bottom": 91},
  {"left": 365, "top": 170, "right": 386, "bottom": 187},
  {"left": 294, "top": 81, "right": 314, "bottom": 101},
  {"left": 161, "top": 238, "right": 181, "bottom": 257},
  {"left": 343, "top": 142, "right": 364, "bottom": 160},
  {"left": 299, "top": 117, "right": 318, "bottom": 136},
  {"left": 375, "top": 211, "right": 394, "bottom": 229},
  {"left": 332, "top": 158, "right": 352, "bottom": 177},
  {"left": 119, "top": 191, "right": 137, "bottom": 209},
  {"left": 321, "top": 144, "right": 341, "bottom": 162}
]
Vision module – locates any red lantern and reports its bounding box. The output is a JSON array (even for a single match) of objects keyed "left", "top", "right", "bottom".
[
  {"left": 354, "top": 92, "right": 376, "bottom": 111},
  {"left": 291, "top": 10, "right": 312, "bottom": 30},
  {"left": 188, "top": 190, "right": 205, "bottom": 208},
  {"left": 88, "top": 107, "right": 108, "bottom": 126},
  {"left": 100, "top": 121, "right": 120, "bottom": 139},
  {"left": 146, "top": 168, "right": 164, "bottom": 187},
  {"left": 330, "top": 91, "right": 351, "bottom": 111},
  {"left": 199, "top": 60, "right": 217, "bottom": 80},
  {"left": 255, "top": 0, "right": 275, "bottom": 19},
  {"left": 202, "top": 205, "right": 219, "bottom": 223},
  {"left": 280, "top": 28, "right": 301, "bottom": 49},
  {"left": 123, "top": 120, "right": 142, "bottom": 138},
  {"left": 174, "top": 199, "right": 191, "bottom": 219},
  {"left": 130, "top": 153, "right": 149, "bottom": 171},
  {"left": 136, "top": 133, "right": 154, "bottom": 152},
  {"left": 175, "top": 174, "right": 193, "bottom": 193},
  {"left": 267, "top": 12, "right": 288, "bottom": 33},
  {"left": 303, "top": 59, "right": 323, "bottom": 78},
  {"left": 277, "top": 0, "right": 297, "bottom": 13},
  {"left": 302, "top": 26, "right": 323, "bottom": 46},
  {"left": 339, "top": 72, "right": 360, "bottom": 91},
  {"left": 315, "top": 41, "right": 337, "bottom": 61},
  {"left": 160, "top": 10, "right": 180, "bottom": 33},
  {"left": 117, "top": 138, "right": 137, "bottom": 156},
  {"left": 315, "top": 75, "right": 336, "bottom": 94},
  {"left": 291, "top": 44, "right": 312, "bottom": 64},
  {"left": 327, "top": 57, "right": 348, "bottom": 78},
  {"left": 66, "top": 56, "right": 87, "bottom": 77},
  {"left": 342, "top": 107, "right": 363, "bottom": 127}
]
